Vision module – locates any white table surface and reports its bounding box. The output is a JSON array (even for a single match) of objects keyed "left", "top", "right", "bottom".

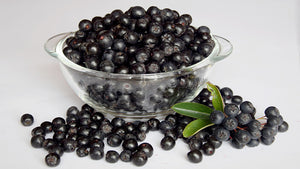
[{"left": 1, "top": 0, "right": 299, "bottom": 169}]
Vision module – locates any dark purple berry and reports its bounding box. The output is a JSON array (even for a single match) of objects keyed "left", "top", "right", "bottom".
[
  {"left": 187, "top": 149, "right": 203, "bottom": 163},
  {"left": 31, "top": 135, "right": 45, "bottom": 148},
  {"left": 201, "top": 143, "right": 215, "bottom": 156},
  {"left": 224, "top": 104, "right": 239, "bottom": 117},
  {"left": 45, "top": 153, "right": 60, "bottom": 167},
  {"left": 240, "top": 101, "right": 255, "bottom": 114},
  {"left": 220, "top": 87, "right": 233, "bottom": 100},
  {"left": 138, "top": 143, "right": 153, "bottom": 158},
  {"left": 265, "top": 106, "right": 280, "bottom": 118},
  {"left": 278, "top": 121, "right": 289, "bottom": 132},
  {"left": 210, "top": 110, "right": 225, "bottom": 124},
  {"left": 90, "top": 147, "right": 104, "bottom": 160},
  {"left": 160, "top": 136, "right": 175, "bottom": 150},
  {"left": 122, "top": 139, "right": 138, "bottom": 151},
  {"left": 78, "top": 19, "right": 92, "bottom": 32},
  {"left": 21, "top": 114, "right": 34, "bottom": 126},
  {"left": 107, "top": 134, "right": 122, "bottom": 147},
  {"left": 120, "top": 150, "right": 132, "bottom": 162},
  {"left": 231, "top": 95, "right": 243, "bottom": 105},
  {"left": 105, "top": 150, "right": 119, "bottom": 163},
  {"left": 76, "top": 146, "right": 89, "bottom": 157},
  {"left": 132, "top": 151, "right": 148, "bottom": 166}
]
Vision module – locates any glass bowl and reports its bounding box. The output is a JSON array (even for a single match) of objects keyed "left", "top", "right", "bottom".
[{"left": 44, "top": 32, "right": 232, "bottom": 120}]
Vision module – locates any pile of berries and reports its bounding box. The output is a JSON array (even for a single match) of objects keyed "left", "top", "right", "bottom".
[
  {"left": 21, "top": 86, "right": 288, "bottom": 167},
  {"left": 63, "top": 6, "right": 215, "bottom": 74}
]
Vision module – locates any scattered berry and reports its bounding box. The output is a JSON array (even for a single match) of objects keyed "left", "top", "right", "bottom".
[{"left": 21, "top": 114, "right": 34, "bottom": 126}]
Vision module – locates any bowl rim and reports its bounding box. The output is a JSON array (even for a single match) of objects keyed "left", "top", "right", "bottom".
[{"left": 55, "top": 32, "right": 221, "bottom": 80}]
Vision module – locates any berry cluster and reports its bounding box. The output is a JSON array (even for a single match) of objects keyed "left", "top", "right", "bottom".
[
  {"left": 63, "top": 6, "right": 214, "bottom": 74},
  {"left": 26, "top": 104, "right": 156, "bottom": 167},
  {"left": 21, "top": 86, "right": 289, "bottom": 166},
  {"left": 196, "top": 87, "right": 289, "bottom": 149},
  {"left": 86, "top": 75, "right": 198, "bottom": 113}
]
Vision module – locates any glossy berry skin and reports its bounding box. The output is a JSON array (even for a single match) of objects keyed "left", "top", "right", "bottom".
[
  {"left": 231, "top": 95, "right": 243, "bottom": 105},
  {"left": 278, "top": 121, "right": 289, "bottom": 132},
  {"left": 261, "top": 126, "right": 277, "bottom": 138},
  {"left": 78, "top": 19, "right": 92, "bottom": 32},
  {"left": 62, "top": 139, "right": 77, "bottom": 152},
  {"left": 21, "top": 114, "right": 34, "bottom": 126},
  {"left": 234, "top": 130, "right": 251, "bottom": 144},
  {"left": 41, "top": 121, "right": 53, "bottom": 133},
  {"left": 264, "top": 106, "right": 280, "bottom": 118},
  {"left": 261, "top": 136, "right": 275, "bottom": 145},
  {"left": 213, "top": 127, "right": 230, "bottom": 141},
  {"left": 197, "top": 43, "right": 213, "bottom": 57},
  {"left": 99, "top": 60, "right": 115, "bottom": 73},
  {"left": 130, "top": 6, "right": 146, "bottom": 19},
  {"left": 187, "top": 149, "right": 203, "bottom": 163},
  {"left": 201, "top": 143, "right": 215, "bottom": 156},
  {"left": 160, "top": 136, "right": 175, "bottom": 150},
  {"left": 138, "top": 143, "right": 153, "bottom": 158},
  {"left": 209, "top": 110, "right": 225, "bottom": 124},
  {"left": 220, "top": 87, "right": 233, "bottom": 100},
  {"left": 45, "top": 153, "right": 60, "bottom": 167},
  {"left": 120, "top": 150, "right": 132, "bottom": 162},
  {"left": 107, "top": 134, "right": 122, "bottom": 147},
  {"left": 197, "top": 26, "right": 210, "bottom": 35},
  {"left": 236, "top": 113, "right": 252, "bottom": 125},
  {"left": 222, "top": 117, "right": 238, "bottom": 130},
  {"left": 247, "top": 120, "right": 261, "bottom": 131},
  {"left": 31, "top": 135, "right": 45, "bottom": 148},
  {"left": 240, "top": 101, "right": 255, "bottom": 114},
  {"left": 76, "top": 146, "right": 89, "bottom": 157},
  {"left": 90, "top": 147, "right": 104, "bottom": 160},
  {"left": 188, "top": 138, "right": 202, "bottom": 150},
  {"left": 105, "top": 150, "right": 119, "bottom": 163},
  {"left": 132, "top": 151, "right": 148, "bottom": 166},
  {"left": 224, "top": 104, "right": 239, "bottom": 117},
  {"left": 147, "top": 118, "right": 160, "bottom": 131},
  {"left": 122, "top": 139, "right": 138, "bottom": 152}
]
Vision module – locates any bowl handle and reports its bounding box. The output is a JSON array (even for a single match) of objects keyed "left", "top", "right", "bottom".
[
  {"left": 44, "top": 32, "right": 73, "bottom": 58},
  {"left": 210, "top": 35, "right": 233, "bottom": 63}
]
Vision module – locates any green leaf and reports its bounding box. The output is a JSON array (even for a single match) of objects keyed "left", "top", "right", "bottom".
[
  {"left": 171, "top": 102, "right": 213, "bottom": 119},
  {"left": 207, "top": 82, "right": 224, "bottom": 112},
  {"left": 183, "top": 118, "right": 214, "bottom": 138}
]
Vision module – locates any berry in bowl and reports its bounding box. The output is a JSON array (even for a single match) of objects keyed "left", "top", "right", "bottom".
[{"left": 44, "top": 6, "right": 233, "bottom": 120}]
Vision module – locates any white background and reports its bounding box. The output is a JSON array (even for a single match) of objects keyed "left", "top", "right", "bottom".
[{"left": 0, "top": 0, "right": 299, "bottom": 169}]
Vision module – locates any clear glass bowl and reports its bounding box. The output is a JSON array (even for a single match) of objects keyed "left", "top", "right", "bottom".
[{"left": 45, "top": 32, "right": 233, "bottom": 120}]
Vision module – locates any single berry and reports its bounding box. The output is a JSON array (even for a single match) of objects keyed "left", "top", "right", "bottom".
[
  {"left": 236, "top": 113, "right": 252, "bottom": 125},
  {"left": 105, "top": 150, "right": 119, "bottom": 163},
  {"left": 147, "top": 118, "right": 160, "bottom": 131},
  {"left": 90, "top": 147, "right": 104, "bottom": 160},
  {"left": 261, "top": 136, "right": 275, "bottom": 145},
  {"left": 122, "top": 139, "right": 138, "bottom": 151},
  {"left": 261, "top": 126, "right": 277, "bottom": 138},
  {"left": 224, "top": 104, "right": 239, "bottom": 117},
  {"left": 138, "top": 143, "right": 153, "bottom": 158},
  {"left": 31, "top": 135, "right": 45, "bottom": 148},
  {"left": 187, "top": 149, "right": 203, "bottom": 163},
  {"left": 210, "top": 110, "right": 225, "bottom": 124},
  {"left": 240, "top": 101, "right": 255, "bottom": 114},
  {"left": 120, "top": 150, "right": 132, "bottom": 162},
  {"left": 62, "top": 139, "right": 77, "bottom": 152},
  {"left": 160, "top": 136, "right": 175, "bottom": 150},
  {"left": 107, "top": 134, "right": 122, "bottom": 147},
  {"left": 132, "top": 150, "right": 148, "bottom": 166},
  {"left": 265, "top": 106, "right": 280, "bottom": 118},
  {"left": 201, "top": 143, "right": 215, "bottom": 156},
  {"left": 21, "top": 113, "right": 34, "bottom": 126},
  {"left": 31, "top": 126, "right": 45, "bottom": 136},
  {"left": 222, "top": 117, "right": 238, "bottom": 130},
  {"left": 231, "top": 95, "right": 243, "bottom": 105},
  {"left": 188, "top": 138, "right": 202, "bottom": 150},
  {"left": 213, "top": 127, "right": 230, "bottom": 141},
  {"left": 278, "top": 121, "right": 289, "bottom": 132},
  {"left": 76, "top": 146, "right": 89, "bottom": 157},
  {"left": 45, "top": 153, "right": 60, "bottom": 167},
  {"left": 220, "top": 87, "right": 233, "bottom": 100},
  {"left": 247, "top": 120, "right": 261, "bottom": 131},
  {"left": 206, "top": 136, "right": 222, "bottom": 149},
  {"left": 234, "top": 130, "right": 251, "bottom": 144}
]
